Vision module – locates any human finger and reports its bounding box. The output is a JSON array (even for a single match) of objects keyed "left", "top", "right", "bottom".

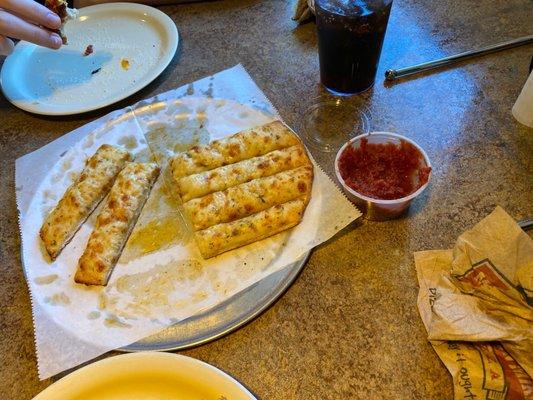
[
  {"left": 0, "top": 10, "right": 62, "bottom": 49},
  {"left": 0, "top": 34, "right": 15, "bottom": 55},
  {"left": 0, "top": 0, "right": 61, "bottom": 30}
]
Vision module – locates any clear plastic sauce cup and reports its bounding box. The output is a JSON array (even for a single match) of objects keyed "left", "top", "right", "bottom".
[{"left": 334, "top": 132, "right": 432, "bottom": 221}]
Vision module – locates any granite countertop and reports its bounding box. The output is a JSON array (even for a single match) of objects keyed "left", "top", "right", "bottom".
[{"left": 1, "top": 0, "right": 532, "bottom": 398}]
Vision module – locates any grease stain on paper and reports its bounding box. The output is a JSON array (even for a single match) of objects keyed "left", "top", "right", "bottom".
[
  {"left": 145, "top": 118, "right": 209, "bottom": 164},
  {"left": 34, "top": 274, "right": 58, "bottom": 285},
  {"left": 118, "top": 135, "right": 138, "bottom": 150},
  {"left": 164, "top": 102, "right": 191, "bottom": 117},
  {"left": 95, "top": 126, "right": 111, "bottom": 139},
  {"left": 61, "top": 159, "right": 72, "bottom": 172},
  {"left": 104, "top": 314, "right": 132, "bottom": 328},
  {"left": 100, "top": 260, "right": 209, "bottom": 319},
  {"left": 44, "top": 292, "right": 70, "bottom": 306},
  {"left": 82, "top": 135, "right": 95, "bottom": 149},
  {"left": 87, "top": 311, "right": 101, "bottom": 320},
  {"left": 43, "top": 190, "right": 57, "bottom": 202},
  {"left": 51, "top": 173, "right": 62, "bottom": 183},
  {"left": 121, "top": 177, "right": 189, "bottom": 262},
  {"left": 126, "top": 218, "right": 185, "bottom": 255},
  {"left": 196, "top": 103, "right": 207, "bottom": 114}
]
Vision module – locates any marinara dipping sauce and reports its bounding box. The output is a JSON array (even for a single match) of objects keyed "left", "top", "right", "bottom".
[{"left": 338, "top": 137, "right": 431, "bottom": 200}]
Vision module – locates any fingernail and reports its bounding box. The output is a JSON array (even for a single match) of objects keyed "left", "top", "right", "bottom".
[
  {"left": 46, "top": 12, "right": 61, "bottom": 28},
  {"left": 51, "top": 34, "right": 62, "bottom": 48}
]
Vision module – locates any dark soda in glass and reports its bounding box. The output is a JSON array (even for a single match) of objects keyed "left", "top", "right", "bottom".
[{"left": 316, "top": 0, "right": 392, "bottom": 94}]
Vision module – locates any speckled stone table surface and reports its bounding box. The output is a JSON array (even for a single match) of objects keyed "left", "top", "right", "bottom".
[{"left": 1, "top": 0, "right": 532, "bottom": 398}]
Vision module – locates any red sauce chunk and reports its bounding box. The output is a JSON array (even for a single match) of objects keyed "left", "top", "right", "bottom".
[
  {"left": 84, "top": 45, "right": 94, "bottom": 56},
  {"left": 338, "top": 138, "right": 431, "bottom": 200}
]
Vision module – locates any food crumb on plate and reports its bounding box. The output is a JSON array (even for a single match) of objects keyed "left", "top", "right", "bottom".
[
  {"left": 83, "top": 44, "right": 94, "bottom": 56},
  {"left": 121, "top": 58, "right": 130, "bottom": 70}
]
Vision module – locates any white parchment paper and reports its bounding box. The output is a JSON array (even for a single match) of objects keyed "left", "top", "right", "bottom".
[{"left": 16, "top": 64, "right": 361, "bottom": 379}]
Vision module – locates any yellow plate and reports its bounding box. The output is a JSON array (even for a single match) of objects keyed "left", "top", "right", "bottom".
[{"left": 32, "top": 352, "right": 256, "bottom": 400}]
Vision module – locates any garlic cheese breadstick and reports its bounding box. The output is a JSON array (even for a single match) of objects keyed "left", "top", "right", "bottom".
[
  {"left": 74, "top": 162, "right": 160, "bottom": 286},
  {"left": 40, "top": 144, "right": 131, "bottom": 260}
]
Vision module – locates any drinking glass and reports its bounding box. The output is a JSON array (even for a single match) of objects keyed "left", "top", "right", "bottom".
[{"left": 315, "top": 0, "right": 393, "bottom": 95}]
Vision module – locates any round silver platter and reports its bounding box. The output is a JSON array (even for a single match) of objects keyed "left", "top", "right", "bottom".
[{"left": 121, "top": 255, "right": 308, "bottom": 351}]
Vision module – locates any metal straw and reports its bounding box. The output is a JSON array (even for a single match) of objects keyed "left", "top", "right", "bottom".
[
  {"left": 385, "top": 35, "right": 533, "bottom": 81},
  {"left": 519, "top": 218, "right": 533, "bottom": 231}
]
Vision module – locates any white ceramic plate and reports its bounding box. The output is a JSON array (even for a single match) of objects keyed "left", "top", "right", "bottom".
[
  {"left": 0, "top": 3, "right": 178, "bottom": 115},
  {"left": 32, "top": 352, "right": 257, "bottom": 400}
]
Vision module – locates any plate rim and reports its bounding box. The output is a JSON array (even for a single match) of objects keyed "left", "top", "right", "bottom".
[
  {"left": 32, "top": 352, "right": 257, "bottom": 399},
  {"left": 0, "top": 2, "right": 179, "bottom": 116},
  {"left": 120, "top": 252, "right": 310, "bottom": 352}
]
